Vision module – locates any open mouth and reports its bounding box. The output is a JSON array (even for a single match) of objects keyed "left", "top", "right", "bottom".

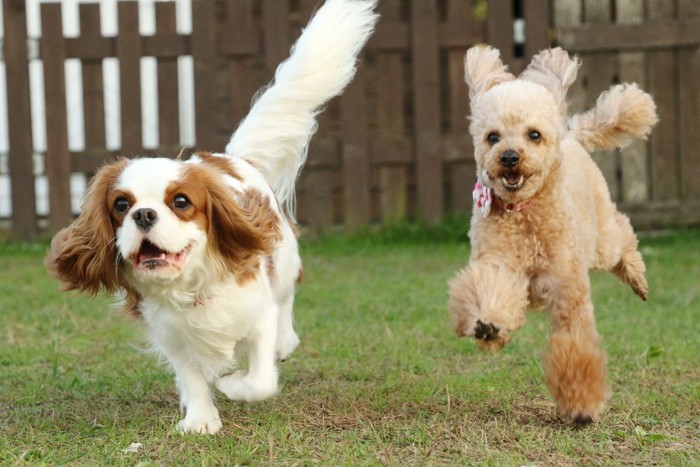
[
  {"left": 132, "top": 240, "right": 191, "bottom": 270},
  {"left": 501, "top": 171, "right": 526, "bottom": 191}
]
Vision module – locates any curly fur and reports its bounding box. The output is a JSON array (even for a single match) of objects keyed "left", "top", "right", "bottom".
[{"left": 449, "top": 46, "right": 657, "bottom": 424}]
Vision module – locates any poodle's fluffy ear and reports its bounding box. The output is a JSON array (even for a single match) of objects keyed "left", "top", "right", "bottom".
[
  {"left": 519, "top": 47, "right": 580, "bottom": 117},
  {"left": 464, "top": 45, "right": 515, "bottom": 101},
  {"left": 45, "top": 159, "right": 128, "bottom": 295}
]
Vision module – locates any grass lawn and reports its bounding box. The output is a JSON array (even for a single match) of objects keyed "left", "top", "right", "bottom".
[{"left": 1, "top": 224, "right": 698, "bottom": 465}]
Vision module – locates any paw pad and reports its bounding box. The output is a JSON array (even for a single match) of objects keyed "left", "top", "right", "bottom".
[{"left": 474, "top": 320, "right": 500, "bottom": 341}]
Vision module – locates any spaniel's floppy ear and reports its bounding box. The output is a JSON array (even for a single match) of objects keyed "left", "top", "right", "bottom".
[
  {"left": 45, "top": 159, "right": 128, "bottom": 295},
  {"left": 519, "top": 47, "right": 580, "bottom": 117},
  {"left": 464, "top": 45, "right": 515, "bottom": 102},
  {"left": 189, "top": 165, "right": 281, "bottom": 283}
]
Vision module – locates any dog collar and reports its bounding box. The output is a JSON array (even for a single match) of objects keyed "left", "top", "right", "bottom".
[{"left": 472, "top": 179, "right": 533, "bottom": 217}]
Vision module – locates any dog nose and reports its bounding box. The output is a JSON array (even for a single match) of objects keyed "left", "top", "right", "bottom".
[
  {"left": 500, "top": 150, "right": 520, "bottom": 168},
  {"left": 132, "top": 208, "right": 158, "bottom": 231}
]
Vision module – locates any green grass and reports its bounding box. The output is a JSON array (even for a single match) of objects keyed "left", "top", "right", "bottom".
[{"left": 1, "top": 226, "right": 698, "bottom": 465}]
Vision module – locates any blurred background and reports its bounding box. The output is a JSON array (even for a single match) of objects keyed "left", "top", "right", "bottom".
[{"left": 1, "top": 0, "right": 698, "bottom": 239}]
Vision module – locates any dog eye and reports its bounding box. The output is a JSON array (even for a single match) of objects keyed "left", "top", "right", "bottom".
[
  {"left": 114, "top": 197, "right": 130, "bottom": 214},
  {"left": 172, "top": 194, "right": 191, "bottom": 210},
  {"left": 486, "top": 132, "right": 500, "bottom": 145},
  {"left": 528, "top": 130, "right": 542, "bottom": 142}
]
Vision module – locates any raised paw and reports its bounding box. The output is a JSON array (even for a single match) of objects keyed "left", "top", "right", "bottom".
[
  {"left": 473, "top": 320, "right": 509, "bottom": 352},
  {"left": 215, "top": 371, "right": 278, "bottom": 402},
  {"left": 474, "top": 320, "right": 500, "bottom": 341}
]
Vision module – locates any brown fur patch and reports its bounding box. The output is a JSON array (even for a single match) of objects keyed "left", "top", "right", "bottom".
[
  {"left": 120, "top": 279, "right": 143, "bottom": 319},
  {"left": 195, "top": 151, "right": 243, "bottom": 181},
  {"left": 45, "top": 158, "right": 130, "bottom": 296},
  {"left": 179, "top": 164, "right": 282, "bottom": 285},
  {"left": 266, "top": 256, "right": 276, "bottom": 283}
]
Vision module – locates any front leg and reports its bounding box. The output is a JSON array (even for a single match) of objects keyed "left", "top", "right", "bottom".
[
  {"left": 448, "top": 261, "right": 529, "bottom": 351},
  {"left": 170, "top": 359, "right": 222, "bottom": 435},
  {"left": 216, "top": 306, "right": 279, "bottom": 402},
  {"left": 542, "top": 271, "right": 609, "bottom": 424}
]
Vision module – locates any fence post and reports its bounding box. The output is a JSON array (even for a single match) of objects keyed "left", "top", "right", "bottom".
[
  {"left": 411, "top": 1, "right": 443, "bottom": 223},
  {"left": 41, "top": 2, "right": 72, "bottom": 232},
  {"left": 3, "top": 0, "right": 37, "bottom": 238}
]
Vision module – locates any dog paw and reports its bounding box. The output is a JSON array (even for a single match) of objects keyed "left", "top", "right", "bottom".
[
  {"left": 216, "top": 371, "right": 278, "bottom": 402},
  {"left": 276, "top": 332, "right": 300, "bottom": 362},
  {"left": 177, "top": 415, "right": 222, "bottom": 435},
  {"left": 474, "top": 320, "right": 500, "bottom": 340},
  {"left": 557, "top": 407, "right": 597, "bottom": 426},
  {"left": 473, "top": 320, "right": 509, "bottom": 352}
]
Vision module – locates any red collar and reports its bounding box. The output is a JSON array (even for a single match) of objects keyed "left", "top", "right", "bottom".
[{"left": 499, "top": 198, "right": 535, "bottom": 212}]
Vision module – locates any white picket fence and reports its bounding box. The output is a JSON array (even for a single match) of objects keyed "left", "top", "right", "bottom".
[{"left": 0, "top": 0, "right": 195, "bottom": 219}]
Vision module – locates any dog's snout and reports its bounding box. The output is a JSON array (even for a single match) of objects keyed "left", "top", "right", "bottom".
[
  {"left": 133, "top": 208, "right": 158, "bottom": 231},
  {"left": 500, "top": 150, "right": 520, "bottom": 168}
]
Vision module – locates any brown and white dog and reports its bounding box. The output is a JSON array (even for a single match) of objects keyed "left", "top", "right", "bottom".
[{"left": 46, "top": 0, "right": 378, "bottom": 435}]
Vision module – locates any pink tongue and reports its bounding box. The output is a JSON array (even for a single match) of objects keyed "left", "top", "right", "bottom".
[{"left": 506, "top": 173, "right": 521, "bottom": 185}]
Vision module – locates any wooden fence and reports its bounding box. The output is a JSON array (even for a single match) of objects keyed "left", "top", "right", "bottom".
[{"left": 2, "top": 0, "right": 699, "bottom": 239}]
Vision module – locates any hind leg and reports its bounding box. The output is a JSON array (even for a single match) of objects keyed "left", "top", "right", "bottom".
[
  {"left": 448, "top": 261, "right": 529, "bottom": 352},
  {"left": 610, "top": 212, "right": 648, "bottom": 300}
]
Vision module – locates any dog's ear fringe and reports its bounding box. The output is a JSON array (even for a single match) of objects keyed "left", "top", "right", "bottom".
[
  {"left": 520, "top": 47, "right": 581, "bottom": 116},
  {"left": 187, "top": 164, "right": 282, "bottom": 286},
  {"left": 464, "top": 45, "right": 516, "bottom": 101},
  {"left": 45, "top": 159, "right": 128, "bottom": 296}
]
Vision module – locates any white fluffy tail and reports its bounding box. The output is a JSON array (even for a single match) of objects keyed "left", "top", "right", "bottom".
[
  {"left": 568, "top": 83, "right": 658, "bottom": 152},
  {"left": 225, "top": 0, "right": 379, "bottom": 218}
]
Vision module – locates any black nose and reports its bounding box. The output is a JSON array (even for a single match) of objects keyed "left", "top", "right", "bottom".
[
  {"left": 500, "top": 150, "right": 520, "bottom": 168},
  {"left": 132, "top": 208, "right": 158, "bottom": 231}
]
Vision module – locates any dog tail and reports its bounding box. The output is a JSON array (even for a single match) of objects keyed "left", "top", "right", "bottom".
[
  {"left": 225, "top": 0, "right": 379, "bottom": 218},
  {"left": 568, "top": 83, "right": 658, "bottom": 152}
]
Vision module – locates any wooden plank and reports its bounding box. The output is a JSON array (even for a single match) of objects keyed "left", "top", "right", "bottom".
[
  {"left": 301, "top": 167, "right": 334, "bottom": 234},
  {"left": 558, "top": 19, "right": 700, "bottom": 52},
  {"left": 554, "top": 0, "right": 585, "bottom": 114},
  {"left": 340, "top": 66, "right": 370, "bottom": 230},
  {"left": 41, "top": 3, "right": 72, "bottom": 231},
  {"left": 583, "top": 0, "right": 619, "bottom": 201},
  {"left": 367, "top": 20, "right": 486, "bottom": 52},
  {"left": 445, "top": 0, "right": 473, "bottom": 216},
  {"left": 117, "top": 1, "right": 143, "bottom": 157},
  {"left": 3, "top": 0, "right": 37, "bottom": 237},
  {"left": 617, "top": 0, "right": 649, "bottom": 205},
  {"left": 523, "top": 0, "right": 551, "bottom": 57},
  {"left": 226, "top": 1, "right": 260, "bottom": 143},
  {"left": 448, "top": 161, "right": 475, "bottom": 215},
  {"left": 624, "top": 201, "right": 700, "bottom": 230},
  {"left": 262, "top": 0, "right": 289, "bottom": 75},
  {"left": 678, "top": 0, "right": 700, "bottom": 201},
  {"left": 80, "top": 3, "right": 106, "bottom": 150},
  {"left": 411, "top": 0, "right": 443, "bottom": 223},
  {"left": 487, "top": 0, "right": 514, "bottom": 67},
  {"left": 296, "top": 0, "right": 337, "bottom": 232},
  {"left": 218, "top": 0, "right": 258, "bottom": 57},
  {"left": 191, "top": 0, "right": 219, "bottom": 151},
  {"left": 375, "top": 0, "right": 408, "bottom": 224},
  {"left": 647, "top": 0, "right": 679, "bottom": 202},
  {"left": 155, "top": 2, "right": 180, "bottom": 148}
]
